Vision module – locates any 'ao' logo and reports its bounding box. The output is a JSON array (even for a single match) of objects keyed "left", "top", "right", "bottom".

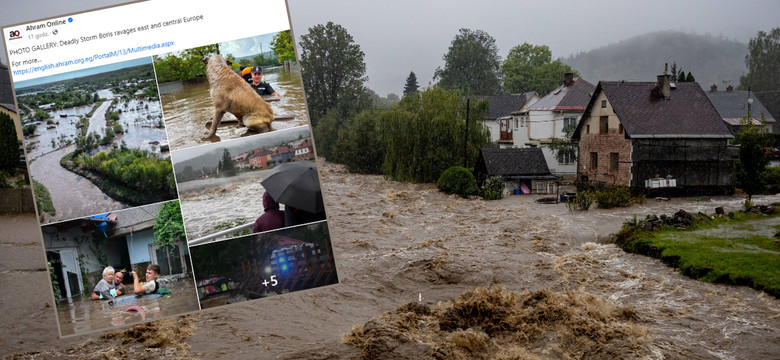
[{"left": 8, "top": 30, "right": 22, "bottom": 40}]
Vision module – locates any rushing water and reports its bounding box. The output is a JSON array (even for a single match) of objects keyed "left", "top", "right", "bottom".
[
  {"left": 55, "top": 277, "right": 200, "bottom": 336},
  {"left": 159, "top": 65, "right": 310, "bottom": 151}
]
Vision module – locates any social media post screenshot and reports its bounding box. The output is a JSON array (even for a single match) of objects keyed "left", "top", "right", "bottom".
[{"left": 3, "top": 0, "right": 337, "bottom": 338}]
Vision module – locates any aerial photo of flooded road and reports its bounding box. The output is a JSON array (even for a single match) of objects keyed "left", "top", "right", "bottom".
[{"left": 17, "top": 58, "right": 173, "bottom": 224}]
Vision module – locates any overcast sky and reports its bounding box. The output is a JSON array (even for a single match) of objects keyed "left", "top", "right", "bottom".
[{"left": 3, "top": 0, "right": 779, "bottom": 96}]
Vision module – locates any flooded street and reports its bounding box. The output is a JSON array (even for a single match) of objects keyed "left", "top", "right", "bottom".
[
  {"left": 159, "top": 66, "right": 310, "bottom": 151},
  {"left": 29, "top": 144, "right": 129, "bottom": 223},
  {"left": 4, "top": 161, "right": 779, "bottom": 358},
  {"left": 178, "top": 169, "right": 274, "bottom": 241},
  {"left": 56, "top": 277, "right": 200, "bottom": 337}
]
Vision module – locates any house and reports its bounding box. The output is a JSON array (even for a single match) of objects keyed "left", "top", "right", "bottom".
[
  {"left": 513, "top": 73, "right": 595, "bottom": 176},
  {"left": 477, "top": 93, "right": 539, "bottom": 147},
  {"left": 573, "top": 70, "right": 735, "bottom": 194},
  {"left": 473, "top": 147, "right": 558, "bottom": 194},
  {"left": 271, "top": 145, "right": 295, "bottom": 165},
  {"left": 292, "top": 139, "right": 315, "bottom": 161},
  {"left": 231, "top": 151, "right": 250, "bottom": 169},
  {"left": 706, "top": 85, "right": 776, "bottom": 134},
  {"left": 41, "top": 202, "right": 189, "bottom": 299},
  {"left": 249, "top": 147, "right": 273, "bottom": 169}
]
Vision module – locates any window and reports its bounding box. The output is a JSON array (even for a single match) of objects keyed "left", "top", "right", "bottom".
[
  {"left": 557, "top": 151, "right": 574, "bottom": 164},
  {"left": 601, "top": 100, "right": 607, "bottom": 108},
  {"left": 590, "top": 152, "right": 598, "bottom": 170},
  {"left": 619, "top": 124, "right": 623, "bottom": 134},
  {"left": 599, "top": 116, "right": 608, "bottom": 134},
  {"left": 610, "top": 153, "right": 619, "bottom": 171},
  {"left": 586, "top": 124, "right": 590, "bottom": 134},
  {"left": 562, "top": 117, "right": 576, "bottom": 130}
]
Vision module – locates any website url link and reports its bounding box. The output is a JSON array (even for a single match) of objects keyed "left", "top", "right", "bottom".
[{"left": 12, "top": 41, "right": 174, "bottom": 76}]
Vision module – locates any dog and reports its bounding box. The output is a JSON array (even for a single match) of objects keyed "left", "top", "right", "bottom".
[{"left": 202, "top": 54, "right": 274, "bottom": 140}]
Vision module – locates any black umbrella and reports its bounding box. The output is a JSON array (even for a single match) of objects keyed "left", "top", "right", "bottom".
[{"left": 261, "top": 161, "right": 324, "bottom": 213}]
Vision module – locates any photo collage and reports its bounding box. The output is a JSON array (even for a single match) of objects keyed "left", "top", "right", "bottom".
[{"left": 12, "top": 11, "right": 337, "bottom": 336}]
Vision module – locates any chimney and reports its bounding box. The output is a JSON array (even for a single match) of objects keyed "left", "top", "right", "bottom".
[
  {"left": 657, "top": 64, "right": 671, "bottom": 99},
  {"left": 726, "top": 85, "right": 734, "bottom": 92},
  {"left": 563, "top": 72, "right": 574, "bottom": 86},
  {"left": 710, "top": 84, "right": 718, "bottom": 92}
]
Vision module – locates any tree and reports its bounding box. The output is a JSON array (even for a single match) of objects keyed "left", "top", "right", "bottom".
[
  {"left": 271, "top": 30, "right": 296, "bottom": 63},
  {"left": 733, "top": 116, "right": 770, "bottom": 200},
  {"left": 502, "top": 43, "right": 579, "bottom": 95},
  {"left": 0, "top": 112, "right": 19, "bottom": 171},
  {"left": 153, "top": 201, "right": 185, "bottom": 250},
  {"left": 381, "top": 86, "right": 492, "bottom": 183},
  {"left": 403, "top": 71, "right": 419, "bottom": 95},
  {"left": 677, "top": 71, "right": 686, "bottom": 83},
  {"left": 740, "top": 28, "right": 780, "bottom": 117},
  {"left": 434, "top": 29, "right": 502, "bottom": 95},
  {"left": 153, "top": 44, "right": 219, "bottom": 82},
  {"left": 685, "top": 72, "right": 695, "bottom": 82},
  {"left": 548, "top": 122, "right": 578, "bottom": 166},
  {"left": 670, "top": 62, "right": 679, "bottom": 80},
  {"left": 299, "top": 22, "right": 372, "bottom": 124},
  {"left": 219, "top": 148, "right": 236, "bottom": 176}
]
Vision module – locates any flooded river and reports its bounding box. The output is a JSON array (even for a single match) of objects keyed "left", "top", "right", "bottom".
[
  {"left": 4, "top": 161, "right": 779, "bottom": 358},
  {"left": 178, "top": 169, "right": 275, "bottom": 241},
  {"left": 29, "top": 144, "right": 129, "bottom": 223},
  {"left": 159, "top": 66, "right": 310, "bottom": 151}
]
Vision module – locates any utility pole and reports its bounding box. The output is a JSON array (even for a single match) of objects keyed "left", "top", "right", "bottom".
[{"left": 464, "top": 99, "right": 469, "bottom": 168}]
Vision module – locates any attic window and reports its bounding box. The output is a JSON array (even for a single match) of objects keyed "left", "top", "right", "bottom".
[
  {"left": 619, "top": 124, "right": 623, "bottom": 134},
  {"left": 599, "top": 116, "right": 608, "bottom": 134},
  {"left": 601, "top": 100, "right": 606, "bottom": 108}
]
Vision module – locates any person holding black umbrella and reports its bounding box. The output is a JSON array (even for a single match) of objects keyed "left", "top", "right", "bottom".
[
  {"left": 253, "top": 192, "right": 285, "bottom": 233},
  {"left": 260, "top": 161, "right": 326, "bottom": 227}
]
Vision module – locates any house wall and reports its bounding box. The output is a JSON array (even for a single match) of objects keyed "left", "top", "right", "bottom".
[
  {"left": 576, "top": 92, "right": 632, "bottom": 185},
  {"left": 126, "top": 228, "right": 154, "bottom": 265},
  {"left": 515, "top": 109, "right": 583, "bottom": 176},
  {"left": 481, "top": 118, "right": 501, "bottom": 143},
  {"left": 631, "top": 138, "right": 734, "bottom": 189}
]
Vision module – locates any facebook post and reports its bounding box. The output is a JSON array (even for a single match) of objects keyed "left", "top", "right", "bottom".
[{"left": 3, "top": 0, "right": 337, "bottom": 338}]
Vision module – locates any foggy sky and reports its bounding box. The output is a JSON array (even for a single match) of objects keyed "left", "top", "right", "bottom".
[{"left": 3, "top": 0, "right": 780, "bottom": 97}]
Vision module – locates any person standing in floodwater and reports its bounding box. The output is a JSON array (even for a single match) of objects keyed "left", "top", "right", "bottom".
[
  {"left": 113, "top": 272, "right": 126, "bottom": 296},
  {"left": 248, "top": 66, "right": 280, "bottom": 99},
  {"left": 131, "top": 264, "right": 161, "bottom": 294},
  {"left": 91, "top": 266, "right": 120, "bottom": 300}
]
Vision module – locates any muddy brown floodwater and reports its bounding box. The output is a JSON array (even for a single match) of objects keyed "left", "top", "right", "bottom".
[
  {"left": 55, "top": 278, "right": 200, "bottom": 337},
  {"left": 160, "top": 66, "right": 310, "bottom": 151},
  {"left": 3, "top": 161, "right": 780, "bottom": 359}
]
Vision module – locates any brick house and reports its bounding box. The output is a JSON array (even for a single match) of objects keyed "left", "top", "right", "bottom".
[
  {"left": 513, "top": 73, "right": 595, "bottom": 176},
  {"left": 573, "top": 72, "right": 735, "bottom": 193}
]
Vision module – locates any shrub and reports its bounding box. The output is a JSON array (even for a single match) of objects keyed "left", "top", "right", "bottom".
[
  {"left": 595, "top": 185, "right": 632, "bottom": 209},
  {"left": 482, "top": 176, "right": 504, "bottom": 200},
  {"left": 437, "top": 166, "right": 477, "bottom": 198},
  {"left": 569, "top": 190, "right": 594, "bottom": 211}
]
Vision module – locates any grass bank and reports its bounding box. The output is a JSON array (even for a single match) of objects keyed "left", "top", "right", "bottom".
[
  {"left": 615, "top": 209, "right": 780, "bottom": 297},
  {"left": 32, "top": 179, "right": 55, "bottom": 218},
  {"left": 60, "top": 150, "right": 176, "bottom": 206}
]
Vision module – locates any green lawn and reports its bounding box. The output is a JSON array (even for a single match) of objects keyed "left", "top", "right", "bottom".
[{"left": 616, "top": 212, "right": 780, "bottom": 297}]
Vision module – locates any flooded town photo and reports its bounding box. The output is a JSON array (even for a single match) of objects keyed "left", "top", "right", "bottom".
[
  {"left": 39, "top": 201, "right": 199, "bottom": 337},
  {"left": 2, "top": 1, "right": 780, "bottom": 359},
  {"left": 170, "top": 126, "right": 321, "bottom": 242},
  {"left": 156, "top": 31, "right": 310, "bottom": 151},
  {"left": 16, "top": 57, "right": 176, "bottom": 224}
]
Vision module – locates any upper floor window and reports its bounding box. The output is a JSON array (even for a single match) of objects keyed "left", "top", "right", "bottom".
[
  {"left": 610, "top": 152, "right": 619, "bottom": 171},
  {"left": 599, "top": 116, "right": 608, "bottom": 134},
  {"left": 601, "top": 100, "right": 607, "bottom": 108}
]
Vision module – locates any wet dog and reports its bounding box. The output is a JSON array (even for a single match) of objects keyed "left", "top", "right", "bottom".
[{"left": 202, "top": 54, "right": 274, "bottom": 140}]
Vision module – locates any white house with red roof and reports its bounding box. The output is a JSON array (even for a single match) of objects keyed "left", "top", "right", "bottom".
[{"left": 512, "top": 73, "right": 595, "bottom": 176}]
